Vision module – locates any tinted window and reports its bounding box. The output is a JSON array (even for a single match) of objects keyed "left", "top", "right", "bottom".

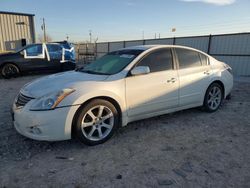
[
  {"left": 199, "top": 53, "right": 209, "bottom": 66},
  {"left": 46, "top": 44, "right": 62, "bottom": 60},
  {"left": 137, "top": 49, "right": 173, "bottom": 73},
  {"left": 80, "top": 49, "right": 144, "bottom": 75},
  {"left": 176, "top": 48, "right": 202, "bottom": 69},
  {"left": 47, "top": 44, "right": 62, "bottom": 52},
  {"left": 26, "top": 44, "right": 42, "bottom": 56},
  {"left": 58, "top": 42, "right": 71, "bottom": 49}
]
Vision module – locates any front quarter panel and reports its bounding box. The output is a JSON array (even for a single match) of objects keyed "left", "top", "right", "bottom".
[
  {"left": 0, "top": 53, "right": 24, "bottom": 70},
  {"left": 59, "top": 79, "right": 128, "bottom": 132}
]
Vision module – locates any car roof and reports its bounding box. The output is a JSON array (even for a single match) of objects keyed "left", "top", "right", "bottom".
[
  {"left": 123, "top": 45, "right": 210, "bottom": 56},
  {"left": 123, "top": 45, "right": 157, "bottom": 50},
  {"left": 25, "top": 43, "right": 61, "bottom": 46},
  {"left": 124, "top": 45, "right": 196, "bottom": 50}
]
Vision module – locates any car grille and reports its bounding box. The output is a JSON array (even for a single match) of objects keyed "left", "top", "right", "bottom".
[{"left": 16, "top": 93, "right": 35, "bottom": 107}]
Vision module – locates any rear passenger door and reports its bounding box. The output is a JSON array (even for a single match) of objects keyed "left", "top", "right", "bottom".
[
  {"left": 46, "top": 44, "right": 63, "bottom": 71},
  {"left": 175, "top": 48, "right": 211, "bottom": 106}
]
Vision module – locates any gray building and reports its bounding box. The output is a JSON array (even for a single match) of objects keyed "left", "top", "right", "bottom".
[{"left": 0, "top": 11, "right": 36, "bottom": 52}]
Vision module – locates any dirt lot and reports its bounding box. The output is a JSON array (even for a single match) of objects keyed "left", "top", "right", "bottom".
[{"left": 0, "top": 74, "right": 250, "bottom": 188}]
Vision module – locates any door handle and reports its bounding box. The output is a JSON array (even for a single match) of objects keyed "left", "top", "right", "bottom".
[
  {"left": 204, "top": 70, "right": 210, "bottom": 75},
  {"left": 167, "top": 78, "right": 177, "bottom": 83}
]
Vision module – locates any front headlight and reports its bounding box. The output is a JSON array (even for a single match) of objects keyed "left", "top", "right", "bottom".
[{"left": 30, "top": 88, "right": 75, "bottom": 111}]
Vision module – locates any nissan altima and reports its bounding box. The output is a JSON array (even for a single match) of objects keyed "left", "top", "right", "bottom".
[{"left": 12, "top": 45, "right": 233, "bottom": 145}]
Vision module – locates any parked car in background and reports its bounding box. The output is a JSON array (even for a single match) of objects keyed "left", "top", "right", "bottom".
[
  {"left": 0, "top": 41, "right": 76, "bottom": 78},
  {"left": 12, "top": 45, "right": 233, "bottom": 145}
]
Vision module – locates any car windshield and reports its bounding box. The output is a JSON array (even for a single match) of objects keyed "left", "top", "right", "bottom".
[{"left": 78, "top": 49, "right": 144, "bottom": 75}]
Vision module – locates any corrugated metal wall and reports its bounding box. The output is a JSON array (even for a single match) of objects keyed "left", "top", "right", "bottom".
[
  {"left": 0, "top": 12, "right": 35, "bottom": 52},
  {"left": 209, "top": 33, "right": 250, "bottom": 76},
  {"left": 96, "top": 42, "right": 109, "bottom": 58},
  {"left": 145, "top": 38, "right": 174, "bottom": 45},
  {"left": 210, "top": 34, "right": 250, "bottom": 55},
  {"left": 109, "top": 42, "right": 124, "bottom": 52},
  {"left": 175, "top": 36, "right": 209, "bottom": 52},
  {"left": 96, "top": 33, "right": 250, "bottom": 76}
]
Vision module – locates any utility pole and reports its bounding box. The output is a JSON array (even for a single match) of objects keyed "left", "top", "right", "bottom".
[
  {"left": 41, "top": 18, "right": 47, "bottom": 43},
  {"left": 142, "top": 31, "right": 144, "bottom": 40},
  {"left": 89, "top": 30, "right": 92, "bottom": 43}
]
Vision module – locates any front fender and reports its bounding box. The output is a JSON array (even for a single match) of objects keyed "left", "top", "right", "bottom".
[
  {"left": 72, "top": 90, "right": 126, "bottom": 113},
  {"left": 61, "top": 80, "right": 128, "bottom": 135}
]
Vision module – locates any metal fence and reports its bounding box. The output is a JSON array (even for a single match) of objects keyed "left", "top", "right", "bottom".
[
  {"left": 94, "top": 32, "right": 250, "bottom": 76},
  {"left": 73, "top": 43, "right": 96, "bottom": 65}
]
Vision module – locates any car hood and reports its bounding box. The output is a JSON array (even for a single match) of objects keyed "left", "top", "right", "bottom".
[
  {"left": 0, "top": 52, "right": 16, "bottom": 58},
  {"left": 21, "top": 71, "right": 109, "bottom": 98}
]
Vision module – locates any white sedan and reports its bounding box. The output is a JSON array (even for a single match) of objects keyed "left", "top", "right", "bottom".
[{"left": 12, "top": 45, "right": 233, "bottom": 145}]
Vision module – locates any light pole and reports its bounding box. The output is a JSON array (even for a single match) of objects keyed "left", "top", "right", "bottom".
[
  {"left": 41, "top": 18, "right": 47, "bottom": 42},
  {"left": 89, "top": 30, "right": 92, "bottom": 43}
]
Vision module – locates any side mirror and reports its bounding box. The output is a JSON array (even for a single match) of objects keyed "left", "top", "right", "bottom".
[{"left": 131, "top": 66, "right": 150, "bottom": 76}]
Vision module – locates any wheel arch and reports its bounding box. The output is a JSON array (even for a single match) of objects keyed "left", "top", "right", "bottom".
[
  {"left": 204, "top": 80, "right": 225, "bottom": 103},
  {"left": 0, "top": 61, "right": 20, "bottom": 69},
  {"left": 0, "top": 62, "right": 21, "bottom": 78},
  {"left": 71, "top": 96, "right": 123, "bottom": 138},
  {"left": 0, "top": 62, "right": 21, "bottom": 73},
  {"left": 210, "top": 80, "right": 225, "bottom": 97}
]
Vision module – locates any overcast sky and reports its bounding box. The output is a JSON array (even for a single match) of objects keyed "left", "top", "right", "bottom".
[{"left": 1, "top": 0, "right": 250, "bottom": 42}]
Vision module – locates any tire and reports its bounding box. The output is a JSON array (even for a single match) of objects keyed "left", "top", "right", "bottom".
[
  {"left": 226, "top": 93, "right": 232, "bottom": 100},
  {"left": 203, "top": 83, "right": 223, "bottom": 112},
  {"left": 73, "top": 99, "right": 119, "bottom": 146},
  {"left": 1, "top": 63, "right": 20, "bottom": 79}
]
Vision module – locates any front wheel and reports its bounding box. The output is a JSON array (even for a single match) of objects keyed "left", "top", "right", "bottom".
[
  {"left": 73, "top": 99, "right": 119, "bottom": 145},
  {"left": 203, "top": 83, "right": 223, "bottom": 112},
  {"left": 1, "top": 63, "right": 20, "bottom": 79}
]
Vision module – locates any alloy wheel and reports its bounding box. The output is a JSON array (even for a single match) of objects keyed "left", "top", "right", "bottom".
[
  {"left": 2, "top": 64, "right": 19, "bottom": 78},
  {"left": 81, "top": 105, "right": 114, "bottom": 141},
  {"left": 207, "top": 86, "right": 222, "bottom": 110}
]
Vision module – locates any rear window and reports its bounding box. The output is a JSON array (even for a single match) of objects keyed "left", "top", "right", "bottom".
[
  {"left": 176, "top": 48, "right": 202, "bottom": 69},
  {"left": 47, "top": 44, "right": 62, "bottom": 52}
]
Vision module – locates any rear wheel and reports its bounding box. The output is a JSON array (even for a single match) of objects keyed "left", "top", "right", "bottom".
[
  {"left": 1, "top": 63, "right": 20, "bottom": 78},
  {"left": 203, "top": 83, "right": 223, "bottom": 112},
  {"left": 73, "top": 99, "right": 119, "bottom": 145}
]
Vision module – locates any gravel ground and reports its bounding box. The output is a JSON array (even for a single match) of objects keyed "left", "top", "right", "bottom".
[{"left": 0, "top": 74, "right": 250, "bottom": 188}]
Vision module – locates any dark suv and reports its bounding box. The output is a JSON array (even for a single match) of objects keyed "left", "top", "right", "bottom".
[{"left": 0, "top": 42, "right": 76, "bottom": 78}]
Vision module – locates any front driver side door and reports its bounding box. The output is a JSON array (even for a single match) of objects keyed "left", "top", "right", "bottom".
[
  {"left": 22, "top": 44, "right": 49, "bottom": 71},
  {"left": 125, "top": 48, "right": 179, "bottom": 118}
]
